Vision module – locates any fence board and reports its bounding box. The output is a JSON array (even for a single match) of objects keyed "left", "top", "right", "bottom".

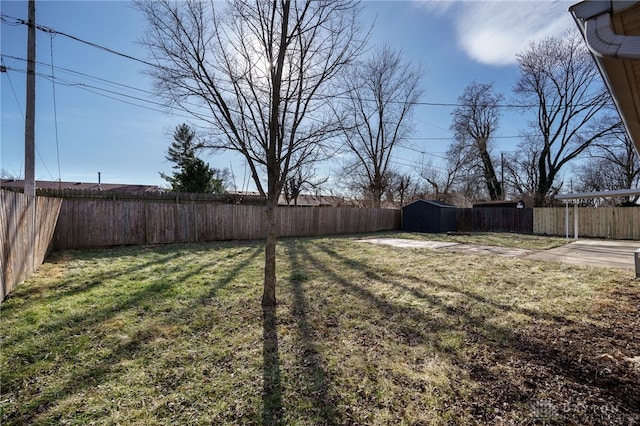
[
  {"left": 52, "top": 199, "right": 401, "bottom": 249},
  {"left": 456, "top": 208, "right": 533, "bottom": 233},
  {"left": 1, "top": 190, "right": 62, "bottom": 301},
  {"left": 534, "top": 207, "right": 640, "bottom": 239}
]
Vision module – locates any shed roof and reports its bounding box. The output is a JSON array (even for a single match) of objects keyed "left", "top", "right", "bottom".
[{"left": 403, "top": 199, "right": 456, "bottom": 209}]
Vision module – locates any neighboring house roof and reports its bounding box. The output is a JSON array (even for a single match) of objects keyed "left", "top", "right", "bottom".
[
  {"left": 0, "top": 179, "right": 160, "bottom": 193},
  {"left": 570, "top": 1, "right": 640, "bottom": 157},
  {"left": 277, "top": 193, "right": 354, "bottom": 207}
]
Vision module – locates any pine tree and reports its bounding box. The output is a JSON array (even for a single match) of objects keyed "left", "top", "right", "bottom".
[{"left": 160, "top": 124, "right": 226, "bottom": 193}]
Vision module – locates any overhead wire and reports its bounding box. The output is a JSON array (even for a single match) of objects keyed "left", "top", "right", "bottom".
[
  {"left": 2, "top": 12, "right": 606, "bottom": 114},
  {"left": 3, "top": 59, "right": 526, "bottom": 181},
  {"left": 1, "top": 64, "right": 202, "bottom": 120},
  {"left": 1, "top": 14, "right": 160, "bottom": 69},
  {"left": 1, "top": 57, "right": 56, "bottom": 179},
  {"left": 1, "top": 53, "right": 219, "bottom": 122},
  {"left": 49, "top": 33, "right": 62, "bottom": 182},
  {"left": 2, "top": 13, "right": 542, "bottom": 183},
  {"left": 2, "top": 51, "right": 525, "bottom": 138},
  {"left": 1, "top": 53, "right": 154, "bottom": 96}
]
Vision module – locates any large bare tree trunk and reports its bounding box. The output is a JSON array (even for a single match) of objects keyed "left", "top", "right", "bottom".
[
  {"left": 479, "top": 148, "right": 502, "bottom": 200},
  {"left": 450, "top": 82, "right": 503, "bottom": 201}
]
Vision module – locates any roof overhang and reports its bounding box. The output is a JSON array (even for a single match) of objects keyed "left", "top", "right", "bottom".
[
  {"left": 556, "top": 187, "right": 640, "bottom": 200},
  {"left": 570, "top": 1, "right": 640, "bottom": 158}
]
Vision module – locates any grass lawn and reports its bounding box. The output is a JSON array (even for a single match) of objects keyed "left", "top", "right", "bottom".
[{"left": 1, "top": 232, "right": 638, "bottom": 425}]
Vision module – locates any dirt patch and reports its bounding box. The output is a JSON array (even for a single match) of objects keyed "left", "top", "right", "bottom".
[{"left": 457, "top": 283, "right": 640, "bottom": 425}]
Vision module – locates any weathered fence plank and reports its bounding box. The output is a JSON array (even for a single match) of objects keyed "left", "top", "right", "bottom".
[
  {"left": 1, "top": 189, "right": 62, "bottom": 301},
  {"left": 456, "top": 208, "right": 533, "bottom": 233},
  {"left": 51, "top": 199, "right": 401, "bottom": 249},
  {"left": 534, "top": 207, "right": 640, "bottom": 239}
]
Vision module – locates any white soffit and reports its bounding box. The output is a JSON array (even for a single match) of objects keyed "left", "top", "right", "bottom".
[{"left": 571, "top": 1, "right": 640, "bottom": 157}]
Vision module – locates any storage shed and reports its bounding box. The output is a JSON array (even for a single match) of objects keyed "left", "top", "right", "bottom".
[{"left": 401, "top": 199, "right": 457, "bottom": 233}]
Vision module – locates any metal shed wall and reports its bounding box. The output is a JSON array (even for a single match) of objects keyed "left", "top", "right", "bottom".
[{"left": 401, "top": 200, "right": 457, "bottom": 233}]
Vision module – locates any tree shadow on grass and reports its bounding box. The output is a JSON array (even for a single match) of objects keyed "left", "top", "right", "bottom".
[
  {"left": 4, "top": 249, "right": 183, "bottom": 307},
  {"left": 285, "top": 240, "right": 339, "bottom": 424},
  {"left": 311, "top": 241, "right": 640, "bottom": 423},
  {"left": 1, "top": 243, "right": 265, "bottom": 424},
  {"left": 262, "top": 307, "right": 283, "bottom": 426}
]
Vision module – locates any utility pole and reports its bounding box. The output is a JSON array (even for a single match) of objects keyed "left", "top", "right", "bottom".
[
  {"left": 500, "top": 152, "right": 505, "bottom": 200},
  {"left": 24, "top": 0, "right": 36, "bottom": 196}
]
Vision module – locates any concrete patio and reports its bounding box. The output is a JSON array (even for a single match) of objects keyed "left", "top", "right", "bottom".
[
  {"left": 523, "top": 239, "right": 640, "bottom": 270},
  {"left": 358, "top": 237, "right": 640, "bottom": 271}
]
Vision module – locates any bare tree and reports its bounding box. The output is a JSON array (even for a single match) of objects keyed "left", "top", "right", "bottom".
[
  {"left": 383, "top": 171, "right": 417, "bottom": 207},
  {"left": 339, "top": 43, "right": 424, "bottom": 208},
  {"left": 283, "top": 168, "right": 328, "bottom": 206},
  {"left": 578, "top": 118, "right": 640, "bottom": 204},
  {"left": 137, "top": 0, "right": 365, "bottom": 308},
  {"left": 419, "top": 140, "right": 484, "bottom": 205},
  {"left": 393, "top": 173, "right": 416, "bottom": 207},
  {"left": 504, "top": 139, "right": 541, "bottom": 205},
  {"left": 420, "top": 158, "right": 458, "bottom": 204},
  {"left": 514, "top": 30, "right": 616, "bottom": 206},
  {"left": 450, "top": 82, "right": 503, "bottom": 200}
]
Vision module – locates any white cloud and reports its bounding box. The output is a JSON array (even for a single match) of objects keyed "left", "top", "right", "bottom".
[
  {"left": 428, "top": 1, "right": 576, "bottom": 66},
  {"left": 412, "top": 0, "right": 456, "bottom": 16}
]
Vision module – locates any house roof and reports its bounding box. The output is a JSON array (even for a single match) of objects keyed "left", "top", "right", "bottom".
[
  {"left": 0, "top": 179, "right": 160, "bottom": 193},
  {"left": 570, "top": 1, "right": 640, "bottom": 157},
  {"left": 277, "top": 193, "right": 354, "bottom": 207}
]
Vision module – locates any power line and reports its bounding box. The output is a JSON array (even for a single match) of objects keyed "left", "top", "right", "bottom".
[
  {"left": 3, "top": 13, "right": 604, "bottom": 114},
  {"left": 332, "top": 94, "right": 537, "bottom": 109},
  {"left": 1, "top": 53, "right": 216, "bottom": 118},
  {"left": 49, "top": 33, "right": 62, "bottom": 182},
  {"left": 406, "top": 135, "right": 526, "bottom": 141},
  {"left": 2, "top": 65, "right": 201, "bottom": 120},
  {"left": 1, "top": 58, "right": 56, "bottom": 180},
  {"left": 1, "top": 57, "right": 24, "bottom": 118},
  {"left": 401, "top": 145, "right": 447, "bottom": 160},
  {"left": 1, "top": 14, "right": 536, "bottom": 110},
  {"left": 1, "top": 14, "right": 160, "bottom": 69},
  {"left": 3, "top": 60, "right": 531, "bottom": 170},
  {"left": 1, "top": 53, "right": 153, "bottom": 96}
]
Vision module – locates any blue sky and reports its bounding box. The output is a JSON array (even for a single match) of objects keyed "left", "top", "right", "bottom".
[{"left": 1, "top": 0, "right": 577, "bottom": 191}]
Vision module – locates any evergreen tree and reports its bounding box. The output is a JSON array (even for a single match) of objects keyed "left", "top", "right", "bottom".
[{"left": 160, "top": 124, "right": 226, "bottom": 193}]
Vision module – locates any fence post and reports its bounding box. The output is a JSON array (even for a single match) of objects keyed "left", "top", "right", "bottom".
[
  {"left": 144, "top": 202, "right": 149, "bottom": 245},
  {"left": 635, "top": 248, "right": 640, "bottom": 279}
]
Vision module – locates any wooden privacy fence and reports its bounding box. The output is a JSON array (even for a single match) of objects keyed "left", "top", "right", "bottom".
[
  {"left": 52, "top": 199, "right": 401, "bottom": 249},
  {"left": 1, "top": 189, "right": 62, "bottom": 301},
  {"left": 456, "top": 208, "right": 534, "bottom": 234},
  {"left": 534, "top": 207, "right": 640, "bottom": 239}
]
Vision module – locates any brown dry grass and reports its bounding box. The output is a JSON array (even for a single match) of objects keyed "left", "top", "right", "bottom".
[{"left": 1, "top": 233, "right": 638, "bottom": 425}]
